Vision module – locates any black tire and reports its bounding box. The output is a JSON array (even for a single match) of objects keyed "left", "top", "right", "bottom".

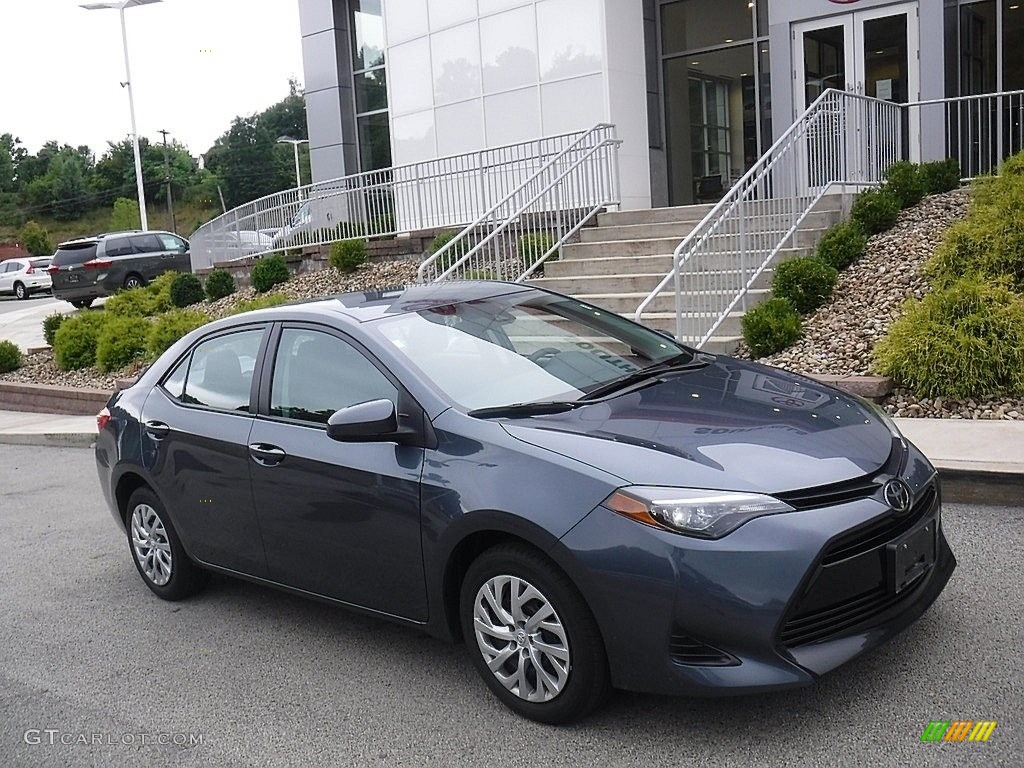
[
  {"left": 123, "top": 273, "right": 145, "bottom": 290},
  {"left": 460, "top": 543, "right": 609, "bottom": 724},
  {"left": 125, "top": 487, "right": 208, "bottom": 601},
  {"left": 70, "top": 298, "right": 93, "bottom": 309},
  {"left": 14, "top": 282, "right": 28, "bottom": 300}
]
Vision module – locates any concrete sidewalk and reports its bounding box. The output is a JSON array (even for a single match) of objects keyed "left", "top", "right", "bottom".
[{"left": 0, "top": 410, "right": 97, "bottom": 447}]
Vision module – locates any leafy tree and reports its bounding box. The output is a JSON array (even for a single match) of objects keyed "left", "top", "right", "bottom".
[
  {"left": 48, "top": 148, "right": 92, "bottom": 220},
  {"left": 110, "top": 197, "right": 141, "bottom": 231},
  {"left": 19, "top": 220, "right": 52, "bottom": 255},
  {"left": 0, "top": 133, "right": 28, "bottom": 194}
]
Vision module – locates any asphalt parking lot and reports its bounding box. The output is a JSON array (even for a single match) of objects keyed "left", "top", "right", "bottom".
[{"left": 0, "top": 444, "right": 1020, "bottom": 767}]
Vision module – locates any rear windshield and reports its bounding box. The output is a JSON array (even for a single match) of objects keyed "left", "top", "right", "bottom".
[
  {"left": 30, "top": 258, "right": 51, "bottom": 269},
  {"left": 52, "top": 243, "right": 98, "bottom": 266}
]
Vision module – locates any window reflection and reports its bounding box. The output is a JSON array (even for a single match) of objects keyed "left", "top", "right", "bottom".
[{"left": 352, "top": 0, "right": 384, "bottom": 70}]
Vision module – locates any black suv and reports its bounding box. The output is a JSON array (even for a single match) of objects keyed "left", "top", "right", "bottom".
[{"left": 50, "top": 231, "right": 191, "bottom": 308}]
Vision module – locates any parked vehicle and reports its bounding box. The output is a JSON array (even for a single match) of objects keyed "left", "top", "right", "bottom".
[
  {"left": 95, "top": 283, "right": 955, "bottom": 724},
  {"left": 50, "top": 231, "right": 191, "bottom": 308},
  {"left": 0, "top": 257, "right": 52, "bottom": 299}
]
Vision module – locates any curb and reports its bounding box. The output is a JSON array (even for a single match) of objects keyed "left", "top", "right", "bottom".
[
  {"left": 937, "top": 468, "right": 1023, "bottom": 507},
  {"left": 0, "top": 433, "right": 96, "bottom": 449}
]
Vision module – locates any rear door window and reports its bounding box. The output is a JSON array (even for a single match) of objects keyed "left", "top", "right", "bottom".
[
  {"left": 104, "top": 237, "right": 134, "bottom": 257},
  {"left": 130, "top": 234, "right": 163, "bottom": 253},
  {"left": 166, "top": 329, "right": 265, "bottom": 412},
  {"left": 51, "top": 243, "right": 98, "bottom": 267}
]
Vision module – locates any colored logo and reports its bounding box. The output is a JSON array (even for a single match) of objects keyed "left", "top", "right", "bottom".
[
  {"left": 921, "top": 721, "right": 997, "bottom": 742},
  {"left": 883, "top": 479, "right": 912, "bottom": 514}
]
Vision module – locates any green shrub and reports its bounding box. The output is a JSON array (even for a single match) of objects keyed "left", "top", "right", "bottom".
[
  {"left": 250, "top": 254, "right": 290, "bottom": 293},
  {"left": 883, "top": 161, "right": 926, "bottom": 209},
  {"left": 204, "top": 269, "right": 236, "bottom": 301},
  {"left": 851, "top": 187, "right": 901, "bottom": 235},
  {"left": 104, "top": 285, "right": 169, "bottom": 317},
  {"left": 230, "top": 293, "right": 289, "bottom": 315},
  {"left": 429, "top": 229, "right": 469, "bottom": 273},
  {"left": 109, "top": 197, "right": 141, "bottom": 231},
  {"left": 329, "top": 239, "right": 367, "bottom": 273},
  {"left": 518, "top": 232, "right": 557, "bottom": 271},
  {"left": 19, "top": 220, "right": 52, "bottom": 256},
  {"left": 42, "top": 313, "right": 67, "bottom": 346},
  {"left": 874, "top": 278, "right": 1024, "bottom": 398},
  {"left": 816, "top": 221, "right": 867, "bottom": 270},
  {"left": 95, "top": 315, "right": 149, "bottom": 372},
  {"left": 169, "top": 273, "right": 205, "bottom": 308},
  {"left": 147, "top": 310, "right": 208, "bottom": 358},
  {"left": 147, "top": 270, "right": 178, "bottom": 303},
  {"left": 919, "top": 159, "right": 962, "bottom": 195},
  {"left": 0, "top": 340, "right": 22, "bottom": 373},
  {"left": 771, "top": 257, "right": 839, "bottom": 314},
  {"left": 53, "top": 313, "right": 107, "bottom": 370},
  {"left": 742, "top": 298, "right": 802, "bottom": 357}
]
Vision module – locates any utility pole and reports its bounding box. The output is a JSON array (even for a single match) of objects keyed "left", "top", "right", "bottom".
[{"left": 158, "top": 128, "right": 176, "bottom": 233}]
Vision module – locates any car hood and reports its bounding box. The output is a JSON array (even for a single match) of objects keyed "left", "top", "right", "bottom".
[{"left": 500, "top": 357, "right": 895, "bottom": 494}]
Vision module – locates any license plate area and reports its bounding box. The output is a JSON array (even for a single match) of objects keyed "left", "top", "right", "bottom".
[
  {"left": 887, "top": 515, "right": 937, "bottom": 594},
  {"left": 66, "top": 273, "right": 80, "bottom": 283}
]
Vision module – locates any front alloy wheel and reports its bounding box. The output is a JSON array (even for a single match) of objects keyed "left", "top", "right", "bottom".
[{"left": 460, "top": 544, "right": 609, "bottom": 724}]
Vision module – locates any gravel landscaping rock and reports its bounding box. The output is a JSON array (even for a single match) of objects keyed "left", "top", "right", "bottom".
[{"left": 739, "top": 189, "right": 1023, "bottom": 420}]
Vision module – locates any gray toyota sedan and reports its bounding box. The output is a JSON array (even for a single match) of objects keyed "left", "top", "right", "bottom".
[{"left": 95, "top": 282, "right": 955, "bottom": 723}]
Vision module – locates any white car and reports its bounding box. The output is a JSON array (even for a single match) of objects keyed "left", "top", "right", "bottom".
[{"left": 0, "top": 257, "right": 52, "bottom": 300}]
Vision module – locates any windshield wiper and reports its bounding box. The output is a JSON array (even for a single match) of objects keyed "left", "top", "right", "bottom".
[
  {"left": 577, "top": 353, "right": 713, "bottom": 402},
  {"left": 468, "top": 401, "right": 580, "bottom": 419}
]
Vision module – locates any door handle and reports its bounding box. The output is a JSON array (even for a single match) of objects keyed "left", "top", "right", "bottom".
[
  {"left": 249, "top": 442, "right": 286, "bottom": 466},
  {"left": 145, "top": 420, "right": 170, "bottom": 439}
]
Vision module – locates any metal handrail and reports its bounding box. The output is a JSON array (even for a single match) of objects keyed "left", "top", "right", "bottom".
[{"left": 417, "top": 124, "right": 620, "bottom": 283}]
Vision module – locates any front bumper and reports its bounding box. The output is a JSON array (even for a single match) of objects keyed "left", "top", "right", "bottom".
[{"left": 559, "top": 474, "right": 955, "bottom": 697}]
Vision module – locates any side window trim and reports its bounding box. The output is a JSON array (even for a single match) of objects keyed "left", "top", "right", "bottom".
[{"left": 157, "top": 323, "right": 272, "bottom": 416}]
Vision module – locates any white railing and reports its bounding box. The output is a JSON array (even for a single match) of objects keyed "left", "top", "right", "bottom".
[
  {"left": 635, "top": 89, "right": 902, "bottom": 346},
  {"left": 189, "top": 128, "right": 608, "bottom": 270},
  {"left": 417, "top": 124, "right": 621, "bottom": 283}
]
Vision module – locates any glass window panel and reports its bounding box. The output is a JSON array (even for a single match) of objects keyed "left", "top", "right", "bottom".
[
  {"left": 1004, "top": 1, "right": 1024, "bottom": 91},
  {"left": 436, "top": 99, "right": 485, "bottom": 155},
  {"left": 540, "top": 74, "right": 605, "bottom": 135},
  {"left": 961, "top": 1, "right": 996, "bottom": 95},
  {"left": 182, "top": 330, "right": 264, "bottom": 413},
  {"left": 862, "top": 14, "right": 908, "bottom": 102},
  {"left": 431, "top": 22, "right": 482, "bottom": 104},
  {"left": 758, "top": 43, "right": 771, "bottom": 153},
  {"left": 661, "top": 0, "right": 754, "bottom": 55},
  {"left": 357, "top": 113, "right": 393, "bottom": 171},
  {"left": 355, "top": 68, "right": 388, "bottom": 114},
  {"left": 389, "top": 38, "right": 434, "bottom": 114},
  {"left": 480, "top": 6, "right": 538, "bottom": 93},
  {"left": 537, "top": 0, "right": 602, "bottom": 80},
  {"left": 484, "top": 87, "right": 541, "bottom": 145},
  {"left": 392, "top": 110, "right": 437, "bottom": 165},
  {"left": 352, "top": 0, "right": 385, "bottom": 70}
]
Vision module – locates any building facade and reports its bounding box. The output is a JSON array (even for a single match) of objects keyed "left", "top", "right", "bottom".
[{"left": 299, "top": 0, "right": 1024, "bottom": 210}]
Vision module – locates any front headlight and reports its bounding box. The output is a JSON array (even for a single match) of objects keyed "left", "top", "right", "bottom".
[{"left": 604, "top": 486, "right": 795, "bottom": 539}]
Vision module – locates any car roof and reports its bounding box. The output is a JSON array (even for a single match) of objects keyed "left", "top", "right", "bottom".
[{"left": 56, "top": 230, "right": 178, "bottom": 248}]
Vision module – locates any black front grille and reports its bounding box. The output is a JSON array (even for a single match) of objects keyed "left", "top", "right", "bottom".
[
  {"left": 778, "top": 482, "right": 939, "bottom": 649},
  {"left": 669, "top": 630, "right": 737, "bottom": 666}
]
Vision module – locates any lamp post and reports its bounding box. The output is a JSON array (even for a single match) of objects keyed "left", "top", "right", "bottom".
[
  {"left": 81, "top": 0, "right": 162, "bottom": 231},
  {"left": 277, "top": 137, "right": 309, "bottom": 189}
]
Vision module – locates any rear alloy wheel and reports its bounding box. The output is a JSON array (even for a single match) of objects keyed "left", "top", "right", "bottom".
[
  {"left": 123, "top": 274, "right": 144, "bottom": 290},
  {"left": 126, "top": 488, "right": 208, "bottom": 601},
  {"left": 14, "top": 282, "right": 28, "bottom": 300},
  {"left": 460, "top": 544, "right": 609, "bottom": 724}
]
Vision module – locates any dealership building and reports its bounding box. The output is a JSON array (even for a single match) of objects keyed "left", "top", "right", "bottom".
[{"left": 296, "top": 0, "right": 1024, "bottom": 211}]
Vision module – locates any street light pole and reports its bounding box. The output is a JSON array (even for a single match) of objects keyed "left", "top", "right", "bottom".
[
  {"left": 277, "top": 137, "right": 309, "bottom": 189},
  {"left": 82, "top": 0, "right": 162, "bottom": 231}
]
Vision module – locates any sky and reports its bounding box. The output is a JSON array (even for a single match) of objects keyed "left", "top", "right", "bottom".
[{"left": 0, "top": 0, "right": 304, "bottom": 159}]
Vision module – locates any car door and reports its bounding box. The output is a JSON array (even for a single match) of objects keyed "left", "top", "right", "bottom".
[
  {"left": 156, "top": 233, "right": 192, "bottom": 274},
  {"left": 141, "top": 324, "right": 271, "bottom": 576},
  {"left": 247, "top": 323, "right": 428, "bottom": 621},
  {"left": 0, "top": 261, "right": 15, "bottom": 293},
  {"left": 127, "top": 233, "right": 166, "bottom": 281}
]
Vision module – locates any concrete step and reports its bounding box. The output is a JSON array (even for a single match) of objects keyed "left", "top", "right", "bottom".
[
  {"left": 580, "top": 210, "right": 842, "bottom": 244},
  {"left": 529, "top": 268, "right": 776, "bottom": 296},
  {"left": 562, "top": 228, "right": 828, "bottom": 259},
  {"left": 576, "top": 289, "right": 769, "bottom": 322},
  {"left": 544, "top": 247, "right": 812, "bottom": 277},
  {"left": 598, "top": 204, "right": 715, "bottom": 227}
]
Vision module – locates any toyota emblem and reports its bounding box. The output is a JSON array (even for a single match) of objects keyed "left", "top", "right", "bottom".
[{"left": 883, "top": 479, "right": 913, "bottom": 514}]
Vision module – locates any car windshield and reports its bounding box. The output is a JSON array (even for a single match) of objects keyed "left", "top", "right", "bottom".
[
  {"left": 30, "top": 258, "right": 51, "bottom": 269},
  {"left": 52, "top": 243, "right": 98, "bottom": 266},
  {"left": 372, "top": 294, "right": 692, "bottom": 410}
]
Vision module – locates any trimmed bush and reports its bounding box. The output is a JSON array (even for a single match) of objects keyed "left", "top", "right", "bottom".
[
  {"left": 816, "top": 221, "right": 867, "bottom": 270},
  {"left": 204, "top": 269, "right": 236, "bottom": 301},
  {"left": 251, "top": 254, "right": 290, "bottom": 293},
  {"left": 95, "top": 315, "right": 149, "bottom": 372},
  {"left": 919, "top": 159, "right": 962, "bottom": 195},
  {"left": 42, "top": 313, "right": 67, "bottom": 346},
  {"left": 0, "top": 340, "right": 22, "bottom": 373},
  {"left": 104, "top": 286, "right": 168, "bottom": 317},
  {"left": 230, "top": 293, "right": 289, "bottom": 315},
  {"left": 147, "top": 310, "right": 208, "bottom": 358},
  {"left": 742, "top": 298, "right": 802, "bottom": 357},
  {"left": 772, "top": 257, "right": 839, "bottom": 314},
  {"left": 851, "top": 187, "right": 901, "bottom": 235},
  {"left": 53, "top": 312, "right": 107, "bottom": 370},
  {"left": 170, "top": 273, "right": 205, "bottom": 308},
  {"left": 330, "top": 239, "right": 367, "bottom": 273},
  {"left": 874, "top": 278, "right": 1024, "bottom": 398},
  {"left": 19, "top": 220, "right": 52, "bottom": 256},
  {"left": 429, "top": 229, "right": 469, "bottom": 273},
  {"left": 884, "top": 161, "right": 926, "bottom": 209},
  {"left": 518, "top": 232, "right": 557, "bottom": 271}
]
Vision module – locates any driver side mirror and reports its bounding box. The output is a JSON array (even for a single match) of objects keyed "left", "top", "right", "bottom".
[{"left": 327, "top": 399, "right": 408, "bottom": 443}]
